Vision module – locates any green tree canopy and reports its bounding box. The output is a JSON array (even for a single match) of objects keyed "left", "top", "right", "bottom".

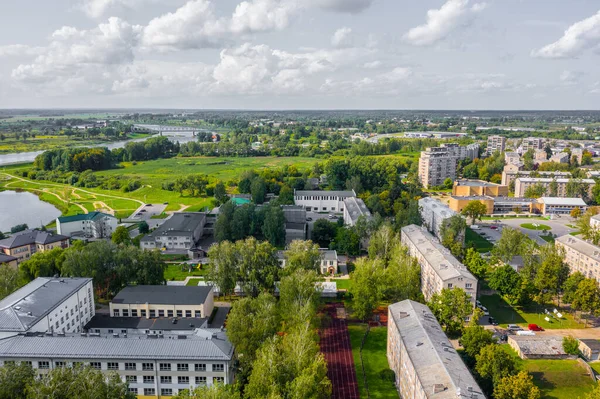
[
  {"left": 461, "top": 200, "right": 487, "bottom": 225},
  {"left": 494, "top": 371, "right": 541, "bottom": 399},
  {"left": 428, "top": 288, "right": 473, "bottom": 336}
]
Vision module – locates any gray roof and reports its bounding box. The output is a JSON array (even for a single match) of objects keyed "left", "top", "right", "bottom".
[
  {"left": 389, "top": 300, "right": 485, "bottom": 398},
  {"left": 516, "top": 177, "right": 595, "bottom": 184},
  {"left": 112, "top": 285, "right": 213, "bottom": 306},
  {"left": 294, "top": 190, "right": 356, "bottom": 198},
  {"left": 141, "top": 213, "right": 205, "bottom": 241},
  {"left": 509, "top": 336, "right": 566, "bottom": 356},
  {"left": 0, "top": 253, "right": 17, "bottom": 264},
  {"left": 493, "top": 197, "right": 536, "bottom": 204},
  {"left": 454, "top": 179, "right": 500, "bottom": 187},
  {"left": 419, "top": 197, "right": 457, "bottom": 219},
  {"left": 319, "top": 249, "right": 338, "bottom": 261},
  {"left": 401, "top": 225, "right": 476, "bottom": 282},
  {"left": 556, "top": 234, "right": 600, "bottom": 262},
  {"left": 0, "top": 230, "right": 68, "bottom": 249},
  {"left": 0, "top": 277, "right": 91, "bottom": 332},
  {"left": 85, "top": 315, "right": 208, "bottom": 331},
  {"left": 0, "top": 332, "right": 233, "bottom": 361},
  {"left": 580, "top": 339, "right": 600, "bottom": 351},
  {"left": 343, "top": 197, "right": 372, "bottom": 223}
]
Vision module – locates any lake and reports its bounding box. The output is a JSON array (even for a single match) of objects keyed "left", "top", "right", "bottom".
[
  {"left": 0, "top": 133, "right": 200, "bottom": 166},
  {"left": 0, "top": 191, "right": 62, "bottom": 232}
]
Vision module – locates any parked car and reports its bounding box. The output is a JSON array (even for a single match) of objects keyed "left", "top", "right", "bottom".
[
  {"left": 507, "top": 324, "right": 523, "bottom": 331},
  {"left": 528, "top": 324, "right": 544, "bottom": 331},
  {"left": 490, "top": 225, "right": 498, "bottom": 230},
  {"left": 328, "top": 214, "right": 336, "bottom": 219},
  {"left": 488, "top": 317, "right": 498, "bottom": 326},
  {"left": 306, "top": 217, "right": 313, "bottom": 222},
  {"left": 145, "top": 204, "right": 152, "bottom": 206}
]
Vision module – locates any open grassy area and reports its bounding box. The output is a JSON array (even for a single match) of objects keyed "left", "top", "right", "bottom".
[
  {"left": 164, "top": 264, "right": 209, "bottom": 281},
  {"left": 501, "top": 345, "right": 596, "bottom": 399},
  {"left": 334, "top": 279, "right": 352, "bottom": 290},
  {"left": 479, "top": 294, "right": 584, "bottom": 329},
  {"left": 348, "top": 324, "right": 397, "bottom": 399},
  {"left": 521, "top": 223, "right": 552, "bottom": 231},
  {"left": 0, "top": 133, "right": 151, "bottom": 154},
  {"left": 541, "top": 235, "right": 556, "bottom": 243},
  {"left": 186, "top": 278, "right": 204, "bottom": 286},
  {"left": 465, "top": 227, "right": 494, "bottom": 253}
]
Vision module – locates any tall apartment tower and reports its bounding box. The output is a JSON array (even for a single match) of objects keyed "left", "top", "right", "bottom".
[
  {"left": 418, "top": 147, "right": 458, "bottom": 189},
  {"left": 521, "top": 137, "right": 544, "bottom": 153},
  {"left": 486, "top": 135, "right": 506, "bottom": 156}
]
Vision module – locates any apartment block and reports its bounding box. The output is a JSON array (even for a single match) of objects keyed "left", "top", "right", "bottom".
[
  {"left": 400, "top": 225, "right": 477, "bottom": 306},
  {"left": 418, "top": 197, "right": 464, "bottom": 243},
  {"left": 550, "top": 152, "right": 570, "bottom": 164},
  {"left": 57, "top": 211, "right": 117, "bottom": 239},
  {"left": 572, "top": 148, "right": 584, "bottom": 164},
  {"left": 514, "top": 178, "right": 595, "bottom": 199},
  {"left": 440, "top": 143, "right": 480, "bottom": 160},
  {"left": 0, "top": 230, "right": 69, "bottom": 263},
  {"left": 504, "top": 152, "right": 521, "bottom": 166},
  {"left": 501, "top": 168, "right": 571, "bottom": 187},
  {"left": 486, "top": 135, "right": 506, "bottom": 156},
  {"left": 387, "top": 300, "right": 484, "bottom": 399},
  {"left": 141, "top": 213, "right": 206, "bottom": 251},
  {"left": 521, "top": 137, "right": 544, "bottom": 152},
  {"left": 556, "top": 234, "right": 600, "bottom": 283},
  {"left": 534, "top": 149, "right": 548, "bottom": 163},
  {"left": 418, "top": 147, "right": 457, "bottom": 189}
]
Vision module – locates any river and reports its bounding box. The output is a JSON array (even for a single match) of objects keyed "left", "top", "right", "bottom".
[
  {"left": 0, "top": 191, "right": 62, "bottom": 231},
  {"left": 0, "top": 133, "right": 200, "bottom": 166}
]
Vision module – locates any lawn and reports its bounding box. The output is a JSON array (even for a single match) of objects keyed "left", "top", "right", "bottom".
[
  {"left": 333, "top": 279, "right": 352, "bottom": 290},
  {"left": 479, "top": 294, "right": 584, "bottom": 329},
  {"left": 521, "top": 223, "right": 552, "bottom": 231},
  {"left": 164, "top": 264, "right": 208, "bottom": 281},
  {"left": 186, "top": 278, "right": 204, "bottom": 286},
  {"left": 465, "top": 227, "right": 494, "bottom": 253},
  {"left": 541, "top": 235, "right": 556, "bottom": 243},
  {"left": 502, "top": 345, "right": 596, "bottom": 399},
  {"left": 348, "top": 324, "right": 397, "bottom": 399}
]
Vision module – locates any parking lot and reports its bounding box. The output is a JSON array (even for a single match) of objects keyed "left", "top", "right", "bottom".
[
  {"left": 129, "top": 203, "right": 167, "bottom": 220},
  {"left": 471, "top": 216, "right": 578, "bottom": 246},
  {"left": 306, "top": 211, "right": 343, "bottom": 239}
]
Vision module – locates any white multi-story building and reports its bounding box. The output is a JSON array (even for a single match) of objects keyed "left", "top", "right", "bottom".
[
  {"left": 514, "top": 178, "right": 595, "bottom": 199},
  {"left": 0, "top": 277, "right": 94, "bottom": 339},
  {"left": 504, "top": 152, "right": 521, "bottom": 166},
  {"left": 418, "top": 147, "right": 458, "bottom": 189},
  {"left": 440, "top": 143, "right": 480, "bottom": 160},
  {"left": 521, "top": 137, "right": 544, "bottom": 153},
  {"left": 401, "top": 225, "right": 477, "bottom": 306},
  {"left": 293, "top": 190, "right": 356, "bottom": 212},
  {"left": 418, "top": 197, "right": 464, "bottom": 243},
  {"left": 486, "top": 135, "right": 506, "bottom": 156},
  {"left": 556, "top": 234, "right": 600, "bottom": 283},
  {"left": 109, "top": 285, "right": 214, "bottom": 319},
  {"left": 57, "top": 212, "right": 117, "bottom": 238},
  {"left": 501, "top": 168, "right": 571, "bottom": 187},
  {"left": 387, "top": 300, "right": 484, "bottom": 399},
  {"left": 141, "top": 213, "right": 206, "bottom": 251}
]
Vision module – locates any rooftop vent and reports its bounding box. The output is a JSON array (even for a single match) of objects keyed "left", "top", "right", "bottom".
[
  {"left": 399, "top": 311, "right": 409, "bottom": 319},
  {"left": 433, "top": 384, "right": 447, "bottom": 394},
  {"left": 113, "top": 333, "right": 119, "bottom": 338},
  {"left": 177, "top": 335, "right": 187, "bottom": 340}
]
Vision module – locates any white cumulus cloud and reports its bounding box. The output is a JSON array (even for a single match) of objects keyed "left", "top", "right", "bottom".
[
  {"left": 404, "top": 0, "right": 486, "bottom": 46},
  {"left": 310, "top": 0, "right": 373, "bottom": 14},
  {"left": 532, "top": 10, "right": 600, "bottom": 58},
  {"left": 331, "top": 27, "right": 353, "bottom": 47}
]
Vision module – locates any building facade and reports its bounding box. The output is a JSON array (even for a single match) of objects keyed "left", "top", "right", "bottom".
[
  {"left": 556, "top": 234, "right": 600, "bottom": 283},
  {"left": 418, "top": 147, "right": 457, "bottom": 189},
  {"left": 401, "top": 225, "right": 477, "bottom": 306},
  {"left": 0, "top": 254, "right": 18, "bottom": 268},
  {"left": 387, "top": 300, "right": 484, "bottom": 399},
  {"left": 549, "top": 152, "right": 570, "bottom": 164},
  {"left": 418, "top": 197, "right": 464, "bottom": 243},
  {"left": 486, "top": 135, "right": 506, "bottom": 156},
  {"left": 533, "top": 197, "right": 587, "bottom": 215},
  {"left": 504, "top": 152, "right": 521, "bottom": 166},
  {"left": 57, "top": 212, "right": 117, "bottom": 238},
  {"left": 501, "top": 168, "right": 571, "bottom": 187},
  {"left": 0, "top": 277, "right": 94, "bottom": 339},
  {"left": 293, "top": 190, "right": 355, "bottom": 212},
  {"left": 141, "top": 213, "right": 206, "bottom": 251},
  {"left": 521, "top": 137, "right": 544, "bottom": 153},
  {"left": 0, "top": 230, "right": 69, "bottom": 263},
  {"left": 452, "top": 179, "right": 509, "bottom": 197},
  {"left": 514, "top": 178, "right": 595, "bottom": 199}
]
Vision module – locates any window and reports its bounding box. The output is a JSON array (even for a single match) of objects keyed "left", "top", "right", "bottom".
[
  {"left": 214, "top": 377, "right": 224, "bottom": 384},
  {"left": 195, "top": 376, "right": 207, "bottom": 385},
  {"left": 125, "top": 363, "right": 136, "bottom": 370},
  {"left": 121, "top": 329, "right": 127, "bottom": 334},
  {"left": 212, "top": 364, "right": 225, "bottom": 372},
  {"left": 167, "top": 310, "right": 173, "bottom": 317},
  {"left": 160, "top": 363, "right": 171, "bottom": 371},
  {"left": 176, "top": 310, "right": 183, "bottom": 317},
  {"left": 38, "top": 361, "right": 50, "bottom": 369},
  {"left": 22, "top": 361, "right": 32, "bottom": 367},
  {"left": 90, "top": 362, "right": 101, "bottom": 370},
  {"left": 140, "top": 310, "right": 147, "bottom": 317},
  {"left": 107, "top": 362, "right": 119, "bottom": 370},
  {"left": 142, "top": 363, "right": 153, "bottom": 371},
  {"left": 72, "top": 362, "right": 82, "bottom": 368},
  {"left": 177, "top": 363, "right": 188, "bottom": 372},
  {"left": 128, "top": 388, "right": 137, "bottom": 394},
  {"left": 149, "top": 310, "right": 156, "bottom": 318},
  {"left": 131, "top": 310, "right": 138, "bottom": 317},
  {"left": 185, "top": 310, "right": 192, "bottom": 317},
  {"left": 178, "top": 376, "right": 189, "bottom": 384},
  {"left": 55, "top": 361, "right": 65, "bottom": 368},
  {"left": 126, "top": 375, "right": 137, "bottom": 383},
  {"left": 113, "top": 309, "right": 120, "bottom": 317},
  {"left": 160, "top": 376, "right": 172, "bottom": 384},
  {"left": 447, "top": 283, "right": 453, "bottom": 288},
  {"left": 161, "top": 389, "right": 173, "bottom": 396},
  {"left": 465, "top": 283, "right": 472, "bottom": 289},
  {"left": 144, "top": 388, "right": 155, "bottom": 396},
  {"left": 122, "top": 310, "right": 129, "bottom": 317},
  {"left": 156, "top": 309, "right": 163, "bottom": 317},
  {"left": 195, "top": 363, "right": 206, "bottom": 372},
  {"left": 143, "top": 376, "right": 154, "bottom": 384},
  {"left": 194, "top": 311, "right": 201, "bottom": 318}
]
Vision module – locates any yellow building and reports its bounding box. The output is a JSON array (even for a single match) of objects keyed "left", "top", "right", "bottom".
[
  {"left": 0, "top": 230, "right": 70, "bottom": 263},
  {"left": 452, "top": 179, "right": 509, "bottom": 197},
  {"left": 0, "top": 254, "right": 18, "bottom": 268},
  {"left": 448, "top": 196, "right": 495, "bottom": 215}
]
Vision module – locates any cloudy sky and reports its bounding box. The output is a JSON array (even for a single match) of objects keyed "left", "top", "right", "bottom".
[{"left": 0, "top": 0, "right": 599, "bottom": 109}]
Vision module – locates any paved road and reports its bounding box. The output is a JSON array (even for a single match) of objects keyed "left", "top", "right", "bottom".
[
  {"left": 130, "top": 203, "right": 167, "bottom": 220},
  {"left": 472, "top": 217, "right": 578, "bottom": 246}
]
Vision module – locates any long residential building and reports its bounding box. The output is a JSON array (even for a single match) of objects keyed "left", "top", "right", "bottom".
[
  {"left": 387, "top": 300, "right": 485, "bottom": 399},
  {"left": 418, "top": 197, "right": 464, "bottom": 243},
  {"left": 0, "top": 277, "right": 94, "bottom": 339},
  {"left": 418, "top": 147, "right": 458, "bottom": 189},
  {"left": 401, "top": 225, "right": 477, "bottom": 306},
  {"left": 140, "top": 213, "right": 206, "bottom": 251},
  {"left": 521, "top": 137, "right": 544, "bottom": 152},
  {"left": 57, "top": 212, "right": 117, "bottom": 238},
  {"left": 440, "top": 143, "right": 480, "bottom": 160},
  {"left": 556, "top": 234, "right": 600, "bottom": 283},
  {"left": 0, "top": 229, "right": 69, "bottom": 263},
  {"left": 514, "top": 177, "right": 595, "bottom": 198},
  {"left": 486, "top": 135, "right": 506, "bottom": 156},
  {"left": 293, "top": 190, "right": 356, "bottom": 212},
  {"left": 501, "top": 167, "right": 571, "bottom": 187}
]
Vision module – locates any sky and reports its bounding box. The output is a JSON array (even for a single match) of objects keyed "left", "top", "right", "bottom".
[{"left": 0, "top": 0, "right": 599, "bottom": 110}]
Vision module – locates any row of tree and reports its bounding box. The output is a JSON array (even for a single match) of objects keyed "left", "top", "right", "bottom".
[{"left": 214, "top": 203, "right": 286, "bottom": 247}]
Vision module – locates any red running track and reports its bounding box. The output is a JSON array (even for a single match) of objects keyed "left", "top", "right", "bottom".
[{"left": 320, "top": 303, "right": 360, "bottom": 399}]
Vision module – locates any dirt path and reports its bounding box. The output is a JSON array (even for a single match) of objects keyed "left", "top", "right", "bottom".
[{"left": 93, "top": 201, "right": 114, "bottom": 215}]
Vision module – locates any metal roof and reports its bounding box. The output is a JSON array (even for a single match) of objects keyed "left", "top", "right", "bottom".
[
  {"left": 85, "top": 315, "right": 208, "bottom": 331},
  {"left": 57, "top": 212, "right": 115, "bottom": 224},
  {"left": 539, "top": 197, "right": 587, "bottom": 206},
  {"left": 0, "top": 230, "right": 68, "bottom": 249},
  {"left": 0, "top": 332, "right": 233, "bottom": 361},
  {"left": 389, "top": 300, "right": 485, "bottom": 398},
  {"left": 0, "top": 277, "right": 91, "bottom": 332},
  {"left": 141, "top": 212, "right": 205, "bottom": 241},
  {"left": 111, "top": 285, "right": 213, "bottom": 305},
  {"left": 343, "top": 197, "right": 372, "bottom": 223},
  {"left": 294, "top": 190, "right": 356, "bottom": 198},
  {"left": 516, "top": 177, "right": 595, "bottom": 184}
]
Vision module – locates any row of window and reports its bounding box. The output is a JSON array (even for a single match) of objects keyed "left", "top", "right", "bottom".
[
  {"left": 126, "top": 375, "right": 224, "bottom": 384},
  {"left": 113, "top": 308, "right": 201, "bottom": 318},
  {"left": 128, "top": 384, "right": 222, "bottom": 397},
  {"left": 35, "top": 361, "right": 224, "bottom": 372}
]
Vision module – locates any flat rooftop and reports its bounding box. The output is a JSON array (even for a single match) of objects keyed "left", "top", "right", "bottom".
[
  {"left": 0, "top": 277, "right": 91, "bottom": 333},
  {"left": 516, "top": 178, "right": 595, "bottom": 184},
  {"left": 539, "top": 197, "right": 587, "bottom": 206},
  {"left": 389, "top": 300, "right": 484, "bottom": 398},
  {"left": 294, "top": 190, "right": 356, "bottom": 198},
  {"left": 343, "top": 197, "right": 372, "bottom": 223},
  {"left": 509, "top": 336, "right": 566, "bottom": 356},
  {"left": 111, "top": 285, "right": 213, "bottom": 306},
  {"left": 419, "top": 197, "right": 457, "bottom": 219},
  {"left": 454, "top": 179, "right": 501, "bottom": 187},
  {"left": 85, "top": 315, "right": 208, "bottom": 331}
]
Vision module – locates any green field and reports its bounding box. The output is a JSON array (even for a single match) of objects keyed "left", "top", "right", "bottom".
[
  {"left": 348, "top": 324, "right": 397, "bottom": 399},
  {"left": 0, "top": 133, "right": 151, "bottom": 154},
  {"left": 502, "top": 345, "right": 595, "bottom": 399},
  {"left": 465, "top": 227, "right": 494, "bottom": 253},
  {"left": 334, "top": 279, "right": 352, "bottom": 290},
  {"left": 479, "top": 294, "right": 584, "bottom": 329},
  {"left": 521, "top": 223, "right": 552, "bottom": 231},
  {"left": 164, "top": 264, "right": 208, "bottom": 281}
]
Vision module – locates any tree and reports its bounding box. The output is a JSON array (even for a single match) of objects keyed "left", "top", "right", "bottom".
[
  {"left": 464, "top": 248, "right": 488, "bottom": 279},
  {"left": 488, "top": 264, "right": 528, "bottom": 304},
  {"left": 569, "top": 206, "right": 581, "bottom": 219},
  {"left": 577, "top": 207, "right": 600, "bottom": 245},
  {"left": 236, "top": 237, "right": 279, "bottom": 297},
  {"left": 349, "top": 258, "right": 384, "bottom": 321},
  {"left": 0, "top": 361, "right": 35, "bottom": 399},
  {"left": 383, "top": 244, "right": 422, "bottom": 303},
  {"left": 207, "top": 241, "right": 238, "bottom": 298},
  {"left": 494, "top": 371, "right": 541, "bottom": 399},
  {"left": 459, "top": 324, "right": 495, "bottom": 363},
  {"left": 461, "top": 201, "right": 487, "bottom": 225},
  {"left": 443, "top": 177, "right": 453, "bottom": 189},
  {"left": 562, "top": 335, "right": 579, "bottom": 355},
  {"left": 18, "top": 247, "right": 66, "bottom": 282},
  {"left": 572, "top": 278, "right": 600, "bottom": 324},
  {"left": 533, "top": 245, "right": 569, "bottom": 305},
  {"left": 439, "top": 215, "right": 467, "bottom": 258},
  {"left": 493, "top": 227, "right": 527, "bottom": 264},
  {"left": 215, "top": 201, "right": 235, "bottom": 242},
  {"left": 277, "top": 184, "right": 294, "bottom": 205},
  {"left": 214, "top": 181, "right": 228, "bottom": 205},
  {"left": 368, "top": 224, "right": 397, "bottom": 264},
  {"left": 261, "top": 205, "right": 285, "bottom": 247},
  {"left": 582, "top": 384, "right": 600, "bottom": 399},
  {"left": 251, "top": 177, "right": 267, "bottom": 204},
  {"left": 428, "top": 288, "right": 473, "bottom": 336},
  {"left": 174, "top": 385, "right": 241, "bottom": 399},
  {"left": 311, "top": 219, "right": 338, "bottom": 248},
  {"left": 0, "top": 265, "right": 21, "bottom": 300},
  {"left": 279, "top": 270, "right": 321, "bottom": 329},
  {"left": 475, "top": 344, "right": 517, "bottom": 385},
  {"left": 138, "top": 220, "right": 149, "bottom": 234},
  {"left": 10, "top": 224, "right": 28, "bottom": 234},
  {"left": 562, "top": 272, "right": 585, "bottom": 304},
  {"left": 524, "top": 183, "right": 547, "bottom": 198},
  {"left": 111, "top": 225, "right": 131, "bottom": 245},
  {"left": 283, "top": 240, "right": 321, "bottom": 274}
]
